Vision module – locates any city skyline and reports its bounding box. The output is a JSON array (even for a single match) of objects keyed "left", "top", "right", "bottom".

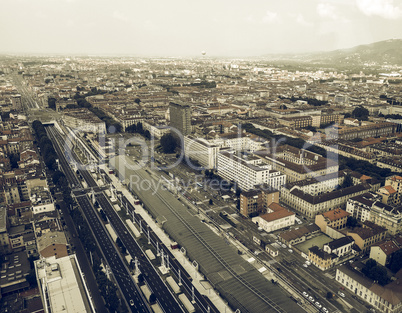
[{"left": 1, "top": 0, "right": 402, "bottom": 57}]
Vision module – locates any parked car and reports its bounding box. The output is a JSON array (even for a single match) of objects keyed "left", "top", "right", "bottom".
[
  {"left": 302, "top": 291, "right": 308, "bottom": 298},
  {"left": 315, "top": 302, "right": 322, "bottom": 309},
  {"left": 338, "top": 291, "right": 345, "bottom": 298}
]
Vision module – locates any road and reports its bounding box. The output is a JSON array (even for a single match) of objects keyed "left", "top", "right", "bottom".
[
  {"left": 79, "top": 168, "right": 185, "bottom": 313},
  {"left": 47, "top": 125, "right": 151, "bottom": 313}
]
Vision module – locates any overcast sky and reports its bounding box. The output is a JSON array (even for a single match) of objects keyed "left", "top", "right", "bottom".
[{"left": 1, "top": 0, "right": 402, "bottom": 57}]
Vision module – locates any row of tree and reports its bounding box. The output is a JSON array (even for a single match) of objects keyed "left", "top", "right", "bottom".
[
  {"left": 279, "top": 96, "right": 329, "bottom": 106},
  {"left": 125, "top": 122, "right": 150, "bottom": 139},
  {"left": 32, "top": 120, "right": 58, "bottom": 171}
]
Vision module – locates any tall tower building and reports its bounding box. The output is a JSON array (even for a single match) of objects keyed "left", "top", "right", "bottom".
[{"left": 169, "top": 101, "right": 192, "bottom": 136}]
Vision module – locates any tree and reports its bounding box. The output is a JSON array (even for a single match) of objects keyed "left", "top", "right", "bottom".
[
  {"left": 346, "top": 216, "right": 358, "bottom": 228},
  {"left": 144, "top": 130, "right": 151, "bottom": 140},
  {"left": 326, "top": 291, "right": 333, "bottom": 300},
  {"left": 149, "top": 293, "right": 156, "bottom": 304},
  {"left": 138, "top": 273, "right": 144, "bottom": 284},
  {"left": 48, "top": 97, "right": 57, "bottom": 110},
  {"left": 362, "top": 259, "right": 390, "bottom": 286},
  {"left": 341, "top": 174, "right": 353, "bottom": 188},
  {"left": 160, "top": 133, "right": 177, "bottom": 154},
  {"left": 209, "top": 199, "right": 213, "bottom": 205},
  {"left": 9, "top": 153, "right": 19, "bottom": 169},
  {"left": 136, "top": 122, "right": 144, "bottom": 134},
  {"left": 134, "top": 98, "right": 141, "bottom": 104},
  {"left": 126, "top": 124, "right": 137, "bottom": 133},
  {"left": 352, "top": 106, "right": 369, "bottom": 120},
  {"left": 388, "top": 250, "right": 402, "bottom": 273}
]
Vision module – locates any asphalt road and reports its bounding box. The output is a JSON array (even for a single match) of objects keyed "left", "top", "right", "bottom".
[
  {"left": 80, "top": 168, "right": 185, "bottom": 313},
  {"left": 47, "top": 125, "right": 151, "bottom": 313}
]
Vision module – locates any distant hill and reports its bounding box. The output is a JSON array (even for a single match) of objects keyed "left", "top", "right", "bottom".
[{"left": 263, "top": 39, "right": 402, "bottom": 66}]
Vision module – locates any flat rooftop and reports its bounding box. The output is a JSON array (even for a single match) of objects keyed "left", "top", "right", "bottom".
[{"left": 35, "top": 254, "right": 92, "bottom": 313}]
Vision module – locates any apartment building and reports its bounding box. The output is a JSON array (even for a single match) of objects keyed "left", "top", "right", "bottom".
[
  {"left": 347, "top": 221, "right": 387, "bottom": 252},
  {"left": 281, "top": 183, "right": 371, "bottom": 218},
  {"left": 308, "top": 246, "right": 338, "bottom": 271},
  {"left": 385, "top": 175, "right": 402, "bottom": 205},
  {"left": 62, "top": 108, "right": 106, "bottom": 134},
  {"left": 336, "top": 264, "right": 402, "bottom": 313},
  {"left": 370, "top": 240, "right": 400, "bottom": 266},
  {"left": 217, "top": 149, "right": 286, "bottom": 191},
  {"left": 323, "top": 236, "right": 355, "bottom": 257},
  {"left": 239, "top": 186, "right": 279, "bottom": 217},
  {"left": 327, "top": 122, "right": 397, "bottom": 140},
  {"left": 347, "top": 193, "right": 402, "bottom": 235},
  {"left": 169, "top": 101, "right": 192, "bottom": 136},
  {"left": 315, "top": 208, "right": 350, "bottom": 232},
  {"left": 184, "top": 136, "right": 219, "bottom": 169},
  {"left": 280, "top": 116, "right": 312, "bottom": 128},
  {"left": 284, "top": 171, "right": 346, "bottom": 196},
  {"left": 252, "top": 203, "right": 295, "bottom": 233},
  {"left": 255, "top": 145, "right": 339, "bottom": 183},
  {"left": 346, "top": 193, "right": 380, "bottom": 223}
]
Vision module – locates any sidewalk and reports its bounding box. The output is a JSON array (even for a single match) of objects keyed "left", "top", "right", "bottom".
[{"left": 100, "top": 163, "right": 233, "bottom": 313}]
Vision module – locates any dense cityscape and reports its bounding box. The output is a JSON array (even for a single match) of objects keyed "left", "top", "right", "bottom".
[{"left": 2, "top": 2, "right": 402, "bottom": 313}]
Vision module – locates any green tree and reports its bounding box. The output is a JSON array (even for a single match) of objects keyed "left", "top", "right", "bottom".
[
  {"left": 160, "top": 133, "right": 177, "bottom": 154},
  {"left": 342, "top": 174, "right": 353, "bottom": 188},
  {"left": 9, "top": 153, "right": 19, "bottom": 169},
  {"left": 149, "top": 293, "right": 156, "bottom": 304},
  {"left": 48, "top": 97, "right": 57, "bottom": 110},
  {"left": 352, "top": 106, "right": 369, "bottom": 120},
  {"left": 388, "top": 250, "right": 402, "bottom": 273},
  {"left": 134, "top": 98, "right": 141, "bottom": 104},
  {"left": 346, "top": 216, "right": 358, "bottom": 228},
  {"left": 326, "top": 291, "right": 333, "bottom": 300},
  {"left": 209, "top": 199, "right": 213, "bottom": 205}
]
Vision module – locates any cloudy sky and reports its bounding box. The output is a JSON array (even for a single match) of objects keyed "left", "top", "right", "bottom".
[{"left": 1, "top": 0, "right": 402, "bottom": 57}]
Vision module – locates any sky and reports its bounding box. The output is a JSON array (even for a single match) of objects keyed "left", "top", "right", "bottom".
[{"left": 1, "top": 0, "right": 402, "bottom": 57}]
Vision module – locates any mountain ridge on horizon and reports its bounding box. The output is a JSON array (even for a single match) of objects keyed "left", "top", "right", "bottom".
[{"left": 262, "top": 38, "right": 402, "bottom": 66}]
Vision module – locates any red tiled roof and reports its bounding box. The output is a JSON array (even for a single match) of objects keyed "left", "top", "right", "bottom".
[{"left": 322, "top": 208, "right": 350, "bottom": 221}]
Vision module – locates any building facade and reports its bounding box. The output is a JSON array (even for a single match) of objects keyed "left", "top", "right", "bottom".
[{"left": 169, "top": 101, "right": 192, "bottom": 136}]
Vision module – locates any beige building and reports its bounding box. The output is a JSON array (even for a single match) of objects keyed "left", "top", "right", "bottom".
[
  {"left": 315, "top": 208, "right": 350, "bottom": 233},
  {"left": 336, "top": 264, "right": 402, "bottom": 313},
  {"left": 308, "top": 246, "right": 338, "bottom": 271},
  {"left": 385, "top": 175, "right": 402, "bottom": 205},
  {"left": 252, "top": 203, "right": 295, "bottom": 233},
  {"left": 239, "top": 186, "right": 279, "bottom": 217},
  {"left": 347, "top": 221, "right": 387, "bottom": 252},
  {"left": 217, "top": 150, "right": 286, "bottom": 191},
  {"left": 184, "top": 136, "right": 219, "bottom": 169},
  {"left": 282, "top": 183, "right": 371, "bottom": 218},
  {"left": 255, "top": 145, "right": 339, "bottom": 183},
  {"left": 369, "top": 240, "right": 400, "bottom": 266}
]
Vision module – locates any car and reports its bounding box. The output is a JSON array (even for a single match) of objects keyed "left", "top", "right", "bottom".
[
  {"left": 309, "top": 296, "right": 314, "bottom": 302},
  {"left": 315, "top": 302, "right": 322, "bottom": 309},
  {"left": 302, "top": 292, "right": 308, "bottom": 298},
  {"left": 305, "top": 261, "right": 311, "bottom": 265},
  {"left": 322, "top": 308, "right": 328, "bottom": 313},
  {"left": 288, "top": 249, "right": 293, "bottom": 253},
  {"left": 338, "top": 291, "right": 345, "bottom": 297},
  {"left": 281, "top": 244, "right": 287, "bottom": 248},
  {"left": 129, "top": 299, "right": 134, "bottom": 306},
  {"left": 303, "top": 263, "right": 308, "bottom": 268}
]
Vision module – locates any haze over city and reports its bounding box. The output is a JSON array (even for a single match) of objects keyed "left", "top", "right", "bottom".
[{"left": 1, "top": 0, "right": 402, "bottom": 56}]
